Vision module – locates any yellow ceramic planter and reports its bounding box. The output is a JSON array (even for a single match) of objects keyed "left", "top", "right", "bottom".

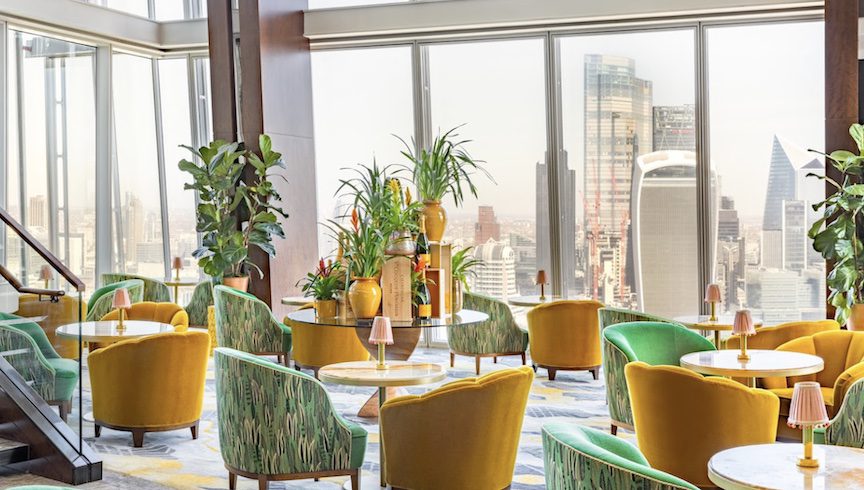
[
  {"left": 422, "top": 200, "right": 447, "bottom": 242},
  {"left": 348, "top": 277, "right": 382, "bottom": 319},
  {"left": 315, "top": 299, "right": 338, "bottom": 319}
]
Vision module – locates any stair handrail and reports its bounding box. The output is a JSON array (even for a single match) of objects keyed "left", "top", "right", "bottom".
[{"left": 0, "top": 206, "right": 84, "bottom": 293}]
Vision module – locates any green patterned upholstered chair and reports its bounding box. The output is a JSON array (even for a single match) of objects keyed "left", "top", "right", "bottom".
[
  {"left": 101, "top": 273, "right": 171, "bottom": 303},
  {"left": 597, "top": 306, "right": 681, "bottom": 330},
  {"left": 603, "top": 321, "right": 715, "bottom": 435},
  {"left": 184, "top": 281, "right": 214, "bottom": 328},
  {"left": 213, "top": 285, "right": 291, "bottom": 365},
  {"left": 816, "top": 377, "right": 864, "bottom": 448},
  {"left": 215, "top": 348, "right": 365, "bottom": 489},
  {"left": 85, "top": 279, "right": 144, "bottom": 322},
  {"left": 448, "top": 291, "right": 529, "bottom": 375},
  {"left": 542, "top": 423, "right": 699, "bottom": 490},
  {"left": 0, "top": 313, "right": 79, "bottom": 421}
]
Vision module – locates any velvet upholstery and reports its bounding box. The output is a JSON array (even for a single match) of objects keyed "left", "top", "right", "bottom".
[
  {"left": 448, "top": 291, "right": 528, "bottom": 374},
  {"left": 88, "top": 331, "right": 209, "bottom": 446},
  {"left": 597, "top": 307, "right": 681, "bottom": 330},
  {"left": 603, "top": 322, "right": 716, "bottom": 432},
  {"left": 542, "top": 423, "right": 699, "bottom": 490},
  {"left": 85, "top": 279, "right": 144, "bottom": 322},
  {"left": 625, "top": 362, "right": 779, "bottom": 487},
  {"left": 185, "top": 281, "right": 214, "bottom": 328},
  {"left": 213, "top": 285, "right": 291, "bottom": 363},
  {"left": 101, "top": 302, "right": 189, "bottom": 332},
  {"left": 15, "top": 293, "right": 85, "bottom": 359},
  {"left": 527, "top": 300, "right": 604, "bottom": 380},
  {"left": 214, "top": 348, "right": 365, "bottom": 487},
  {"left": 725, "top": 319, "right": 840, "bottom": 350},
  {"left": 286, "top": 307, "right": 369, "bottom": 375},
  {"left": 101, "top": 273, "right": 171, "bottom": 303},
  {"left": 380, "top": 366, "right": 534, "bottom": 490}
]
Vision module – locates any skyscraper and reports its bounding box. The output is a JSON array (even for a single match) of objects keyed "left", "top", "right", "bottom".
[
  {"left": 782, "top": 200, "right": 807, "bottom": 271},
  {"left": 583, "top": 54, "right": 653, "bottom": 301},
  {"left": 28, "top": 195, "right": 46, "bottom": 228},
  {"left": 124, "top": 193, "right": 145, "bottom": 269},
  {"left": 536, "top": 154, "right": 576, "bottom": 293},
  {"left": 653, "top": 105, "right": 695, "bottom": 151},
  {"left": 718, "top": 196, "right": 740, "bottom": 241},
  {"left": 474, "top": 205, "right": 501, "bottom": 244},
  {"left": 471, "top": 239, "right": 517, "bottom": 300}
]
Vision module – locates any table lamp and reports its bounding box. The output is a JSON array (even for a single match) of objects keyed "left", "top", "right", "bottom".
[
  {"left": 172, "top": 257, "right": 183, "bottom": 281},
  {"left": 39, "top": 265, "right": 52, "bottom": 289},
  {"left": 704, "top": 283, "right": 721, "bottom": 321},
  {"left": 732, "top": 309, "right": 756, "bottom": 361},
  {"left": 536, "top": 270, "right": 548, "bottom": 300},
  {"left": 369, "top": 316, "right": 393, "bottom": 370},
  {"left": 112, "top": 288, "right": 132, "bottom": 331},
  {"left": 787, "top": 381, "right": 829, "bottom": 468}
]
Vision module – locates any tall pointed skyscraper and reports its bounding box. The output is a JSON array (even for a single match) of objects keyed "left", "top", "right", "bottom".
[{"left": 536, "top": 151, "right": 576, "bottom": 293}]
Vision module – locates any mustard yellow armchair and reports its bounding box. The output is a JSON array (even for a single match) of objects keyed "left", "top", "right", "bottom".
[
  {"left": 285, "top": 313, "right": 369, "bottom": 377},
  {"left": 380, "top": 366, "right": 534, "bottom": 490},
  {"left": 762, "top": 330, "right": 864, "bottom": 439},
  {"left": 527, "top": 300, "right": 604, "bottom": 380},
  {"left": 101, "top": 302, "right": 189, "bottom": 332},
  {"left": 625, "top": 362, "right": 779, "bottom": 488},
  {"left": 88, "top": 331, "right": 210, "bottom": 447},
  {"left": 725, "top": 319, "right": 839, "bottom": 350}
]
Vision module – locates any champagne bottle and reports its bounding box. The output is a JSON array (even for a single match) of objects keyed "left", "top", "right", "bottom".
[
  {"left": 417, "top": 269, "right": 432, "bottom": 319},
  {"left": 416, "top": 215, "right": 431, "bottom": 267}
]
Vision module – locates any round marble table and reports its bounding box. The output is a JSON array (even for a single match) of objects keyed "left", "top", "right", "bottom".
[
  {"left": 56, "top": 320, "right": 175, "bottom": 346},
  {"left": 680, "top": 349, "right": 824, "bottom": 387},
  {"left": 319, "top": 360, "right": 447, "bottom": 488},
  {"left": 280, "top": 296, "right": 312, "bottom": 307},
  {"left": 674, "top": 314, "right": 764, "bottom": 348},
  {"left": 165, "top": 279, "right": 199, "bottom": 304},
  {"left": 507, "top": 295, "right": 562, "bottom": 307},
  {"left": 708, "top": 443, "right": 864, "bottom": 489}
]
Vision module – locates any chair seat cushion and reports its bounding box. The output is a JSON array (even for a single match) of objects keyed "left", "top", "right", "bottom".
[
  {"left": 279, "top": 323, "right": 292, "bottom": 352},
  {"left": 47, "top": 358, "right": 79, "bottom": 402},
  {"left": 346, "top": 420, "right": 367, "bottom": 469},
  {"left": 770, "top": 386, "right": 833, "bottom": 416}
]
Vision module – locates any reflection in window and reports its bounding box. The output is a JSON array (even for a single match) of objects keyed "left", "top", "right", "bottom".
[{"left": 707, "top": 21, "right": 825, "bottom": 323}]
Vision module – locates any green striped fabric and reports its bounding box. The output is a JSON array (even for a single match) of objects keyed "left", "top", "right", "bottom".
[
  {"left": 213, "top": 286, "right": 291, "bottom": 356},
  {"left": 447, "top": 291, "right": 528, "bottom": 355},
  {"left": 85, "top": 280, "right": 145, "bottom": 322},
  {"left": 820, "top": 377, "right": 864, "bottom": 448},
  {"left": 185, "top": 281, "right": 214, "bottom": 327},
  {"left": 102, "top": 273, "right": 171, "bottom": 303}
]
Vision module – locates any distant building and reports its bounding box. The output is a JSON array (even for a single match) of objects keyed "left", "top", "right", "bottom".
[
  {"left": 28, "top": 195, "right": 46, "bottom": 228},
  {"left": 536, "top": 155, "right": 576, "bottom": 293},
  {"left": 474, "top": 205, "right": 501, "bottom": 244},
  {"left": 782, "top": 200, "right": 807, "bottom": 271},
  {"left": 718, "top": 196, "right": 740, "bottom": 241},
  {"left": 653, "top": 105, "right": 695, "bottom": 151},
  {"left": 123, "top": 193, "right": 145, "bottom": 267},
  {"left": 747, "top": 269, "right": 801, "bottom": 323},
  {"left": 471, "top": 238, "right": 517, "bottom": 300}
]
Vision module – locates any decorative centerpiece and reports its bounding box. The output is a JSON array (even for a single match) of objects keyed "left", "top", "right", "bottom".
[
  {"left": 297, "top": 259, "right": 343, "bottom": 319},
  {"left": 732, "top": 309, "right": 756, "bottom": 361},
  {"left": 451, "top": 246, "right": 481, "bottom": 313},
  {"left": 112, "top": 288, "right": 131, "bottom": 331},
  {"left": 536, "top": 270, "right": 548, "bottom": 301},
  {"left": 339, "top": 209, "right": 385, "bottom": 319},
  {"left": 369, "top": 316, "right": 394, "bottom": 370},
  {"left": 704, "top": 283, "right": 721, "bottom": 321},
  {"left": 787, "top": 381, "right": 830, "bottom": 468}
]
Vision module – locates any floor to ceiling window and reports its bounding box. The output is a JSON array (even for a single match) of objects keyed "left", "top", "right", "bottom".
[{"left": 706, "top": 21, "right": 825, "bottom": 323}]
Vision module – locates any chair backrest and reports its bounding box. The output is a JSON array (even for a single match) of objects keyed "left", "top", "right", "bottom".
[
  {"left": 825, "top": 376, "right": 864, "bottom": 448},
  {"left": 541, "top": 423, "right": 699, "bottom": 490},
  {"left": 213, "top": 285, "right": 280, "bottom": 354},
  {"left": 528, "top": 300, "right": 604, "bottom": 367},
  {"left": 0, "top": 312, "right": 60, "bottom": 360},
  {"left": 214, "top": 347, "right": 356, "bottom": 475},
  {"left": 101, "top": 273, "right": 171, "bottom": 303},
  {"left": 100, "top": 302, "right": 189, "bottom": 331},
  {"left": 597, "top": 306, "right": 680, "bottom": 330},
  {"left": 625, "top": 362, "right": 778, "bottom": 487},
  {"left": 85, "top": 279, "right": 144, "bottom": 321},
  {"left": 88, "top": 331, "right": 209, "bottom": 427},
  {"left": 449, "top": 291, "right": 526, "bottom": 355},
  {"left": 15, "top": 293, "right": 85, "bottom": 359},
  {"left": 603, "top": 321, "right": 715, "bottom": 365},
  {"left": 726, "top": 319, "right": 840, "bottom": 350},
  {"left": 0, "top": 321, "right": 54, "bottom": 400},
  {"left": 380, "top": 366, "right": 534, "bottom": 490},
  {"left": 766, "top": 330, "right": 864, "bottom": 389},
  {"left": 185, "top": 281, "right": 214, "bottom": 327}
]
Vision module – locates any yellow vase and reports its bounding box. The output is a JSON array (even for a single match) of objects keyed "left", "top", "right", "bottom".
[
  {"left": 315, "top": 299, "right": 338, "bottom": 319},
  {"left": 348, "top": 277, "right": 382, "bottom": 319},
  {"left": 422, "top": 200, "right": 447, "bottom": 242}
]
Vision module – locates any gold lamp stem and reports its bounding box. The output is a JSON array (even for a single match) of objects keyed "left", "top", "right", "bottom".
[
  {"left": 709, "top": 301, "right": 717, "bottom": 321},
  {"left": 738, "top": 335, "right": 750, "bottom": 361},
  {"left": 376, "top": 343, "right": 387, "bottom": 370},
  {"left": 118, "top": 309, "right": 125, "bottom": 329},
  {"left": 798, "top": 425, "right": 819, "bottom": 468},
  {"left": 539, "top": 283, "right": 545, "bottom": 301}
]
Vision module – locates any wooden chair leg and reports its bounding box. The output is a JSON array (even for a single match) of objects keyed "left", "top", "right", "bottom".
[
  {"left": 190, "top": 422, "right": 199, "bottom": 440},
  {"left": 285, "top": 353, "right": 291, "bottom": 367},
  {"left": 350, "top": 469, "right": 360, "bottom": 489},
  {"left": 228, "top": 472, "right": 237, "bottom": 490},
  {"left": 58, "top": 401, "right": 69, "bottom": 422},
  {"left": 258, "top": 475, "right": 268, "bottom": 490},
  {"left": 548, "top": 368, "right": 557, "bottom": 381},
  {"left": 94, "top": 425, "right": 101, "bottom": 438},
  {"left": 475, "top": 356, "right": 481, "bottom": 375},
  {"left": 132, "top": 430, "right": 145, "bottom": 448},
  {"left": 590, "top": 367, "right": 600, "bottom": 380},
  {"left": 493, "top": 356, "right": 498, "bottom": 363},
  {"left": 521, "top": 352, "right": 526, "bottom": 365},
  {"left": 450, "top": 351, "right": 455, "bottom": 368},
  {"left": 611, "top": 424, "right": 618, "bottom": 436}
]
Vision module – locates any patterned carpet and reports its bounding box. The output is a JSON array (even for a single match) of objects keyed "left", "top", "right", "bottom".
[{"left": 10, "top": 344, "right": 631, "bottom": 489}]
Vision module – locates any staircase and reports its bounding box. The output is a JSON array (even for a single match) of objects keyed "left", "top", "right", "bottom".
[{"left": 0, "top": 438, "right": 30, "bottom": 466}]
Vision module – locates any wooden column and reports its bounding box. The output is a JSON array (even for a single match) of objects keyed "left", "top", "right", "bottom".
[
  {"left": 206, "top": 0, "right": 237, "bottom": 142},
  {"left": 238, "top": 0, "right": 317, "bottom": 311},
  {"left": 825, "top": 0, "right": 859, "bottom": 317}
]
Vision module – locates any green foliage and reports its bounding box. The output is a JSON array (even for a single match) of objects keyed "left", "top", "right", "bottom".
[
  {"left": 297, "top": 259, "right": 343, "bottom": 300},
  {"left": 809, "top": 123, "right": 864, "bottom": 324},
  {"left": 326, "top": 209, "right": 386, "bottom": 279},
  {"left": 336, "top": 161, "right": 421, "bottom": 237},
  {"left": 179, "top": 135, "right": 288, "bottom": 280},
  {"left": 397, "top": 125, "right": 493, "bottom": 205},
  {"left": 451, "top": 246, "right": 482, "bottom": 292}
]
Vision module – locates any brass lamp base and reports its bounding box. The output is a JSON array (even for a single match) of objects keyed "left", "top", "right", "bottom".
[
  {"left": 797, "top": 457, "right": 820, "bottom": 468},
  {"left": 737, "top": 353, "right": 750, "bottom": 361},
  {"left": 376, "top": 344, "right": 389, "bottom": 370}
]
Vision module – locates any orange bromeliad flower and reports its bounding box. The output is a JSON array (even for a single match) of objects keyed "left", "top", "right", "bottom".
[
  {"left": 351, "top": 208, "right": 359, "bottom": 232},
  {"left": 414, "top": 258, "right": 426, "bottom": 273}
]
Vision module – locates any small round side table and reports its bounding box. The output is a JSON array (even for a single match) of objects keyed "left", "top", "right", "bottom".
[
  {"left": 165, "top": 279, "right": 199, "bottom": 305},
  {"left": 674, "top": 314, "right": 764, "bottom": 348},
  {"left": 680, "top": 349, "right": 824, "bottom": 388}
]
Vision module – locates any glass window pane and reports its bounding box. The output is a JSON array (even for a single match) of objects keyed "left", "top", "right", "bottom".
[
  {"left": 707, "top": 21, "right": 825, "bottom": 323},
  {"left": 425, "top": 38, "right": 548, "bottom": 301},
  {"left": 557, "top": 29, "right": 697, "bottom": 317},
  {"left": 311, "top": 46, "right": 414, "bottom": 256},
  {"left": 112, "top": 53, "right": 164, "bottom": 278}
]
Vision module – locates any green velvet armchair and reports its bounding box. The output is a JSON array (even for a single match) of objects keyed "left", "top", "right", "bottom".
[
  {"left": 0, "top": 313, "right": 79, "bottom": 421},
  {"left": 213, "top": 285, "right": 292, "bottom": 365},
  {"left": 448, "top": 291, "right": 529, "bottom": 374},
  {"left": 214, "top": 348, "right": 365, "bottom": 489},
  {"left": 597, "top": 306, "right": 681, "bottom": 330},
  {"left": 185, "top": 281, "right": 214, "bottom": 328},
  {"left": 85, "top": 279, "right": 144, "bottom": 322},
  {"left": 542, "top": 423, "right": 698, "bottom": 490},
  {"left": 603, "top": 321, "right": 715, "bottom": 434},
  {"left": 816, "top": 377, "right": 864, "bottom": 448},
  {"left": 101, "top": 273, "right": 171, "bottom": 303}
]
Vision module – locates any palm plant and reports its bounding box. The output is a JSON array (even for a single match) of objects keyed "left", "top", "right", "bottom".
[{"left": 451, "top": 246, "right": 482, "bottom": 292}]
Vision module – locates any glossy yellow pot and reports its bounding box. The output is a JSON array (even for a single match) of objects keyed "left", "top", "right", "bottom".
[
  {"left": 848, "top": 304, "right": 864, "bottom": 331},
  {"left": 223, "top": 276, "right": 249, "bottom": 292},
  {"left": 315, "top": 299, "right": 338, "bottom": 319},
  {"left": 422, "top": 200, "right": 447, "bottom": 242},
  {"left": 348, "top": 277, "right": 382, "bottom": 319}
]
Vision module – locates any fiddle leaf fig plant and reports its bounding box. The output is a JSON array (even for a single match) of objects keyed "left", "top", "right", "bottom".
[
  {"left": 808, "top": 123, "right": 864, "bottom": 324},
  {"left": 179, "top": 135, "right": 288, "bottom": 281}
]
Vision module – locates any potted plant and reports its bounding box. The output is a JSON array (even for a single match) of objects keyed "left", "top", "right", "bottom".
[
  {"left": 327, "top": 208, "right": 386, "bottom": 319},
  {"left": 179, "top": 135, "right": 288, "bottom": 291},
  {"left": 808, "top": 123, "right": 864, "bottom": 329},
  {"left": 297, "top": 259, "right": 342, "bottom": 318},
  {"left": 397, "top": 126, "right": 492, "bottom": 241},
  {"left": 451, "top": 246, "right": 482, "bottom": 313}
]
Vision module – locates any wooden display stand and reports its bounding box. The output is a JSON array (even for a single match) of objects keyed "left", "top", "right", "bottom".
[
  {"left": 381, "top": 256, "right": 413, "bottom": 321},
  {"left": 426, "top": 268, "right": 447, "bottom": 319},
  {"left": 430, "top": 243, "right": 453, "bottom": 315}
]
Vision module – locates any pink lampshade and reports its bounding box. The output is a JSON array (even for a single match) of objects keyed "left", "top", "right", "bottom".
[
  {"left": 732, "top": 309, "right": 756, "bottom": 336},
  {"left": 369, "top": 316, "right": 394, "bottom": 345},
  {"left": 39, "top": 265, "right": 52, "bottom": 282},
  {"left": 172, "top": 257, "right": 183, "bottom": 270},
  {"left": 704, "top": 283, "right": 721, "bottom": 303},
  {"left": 787, "top": 381, "right": 830, "bottom": 428},
  {"left": 112, "top": 288, "right": 132, "bottom": 310}
]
